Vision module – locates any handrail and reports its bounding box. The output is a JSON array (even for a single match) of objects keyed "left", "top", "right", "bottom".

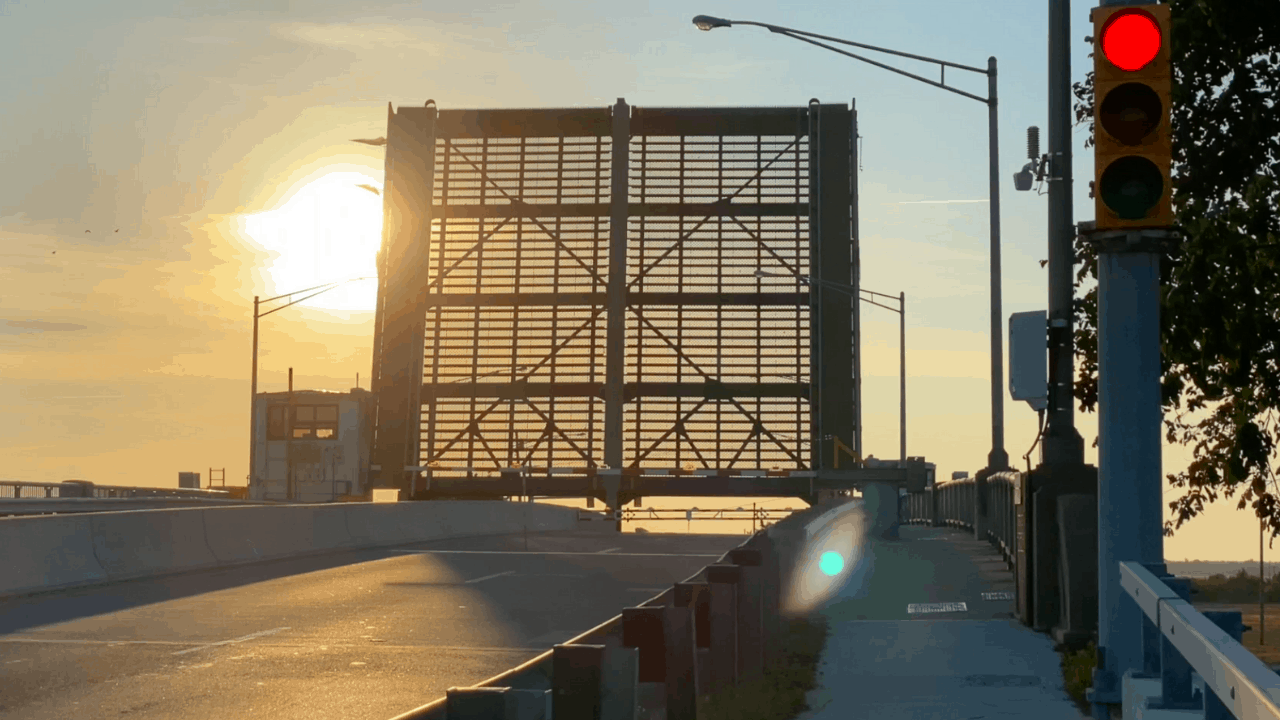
[
  {"left": 0, "top": 480, "right": 232, "bottom": 500},
  {"left": 902, "top": 471, "right": 1019, "bottom": 571},
  {"left": 1120, "top": 561, "right": 1280, "bottom": 719}
]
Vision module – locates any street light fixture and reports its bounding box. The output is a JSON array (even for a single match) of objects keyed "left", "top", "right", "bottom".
[
  {"left": 699, "top": 15, "right": 1008, "bottom": 474},
  {"left": 248, "top": 276, "right": 376, "bottom": 498},
  {"left": 755, "top": 269, "right": 906, "bottom": 468}
]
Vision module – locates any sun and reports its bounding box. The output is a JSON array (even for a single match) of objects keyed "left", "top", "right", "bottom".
[{"left": 241, "top": 168, "right": 383, "bottom": 313}]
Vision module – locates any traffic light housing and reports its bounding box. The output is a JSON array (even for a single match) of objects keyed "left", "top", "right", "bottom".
[{"left": 1092, "top": 3, "right": 1172, "bottom": 230}]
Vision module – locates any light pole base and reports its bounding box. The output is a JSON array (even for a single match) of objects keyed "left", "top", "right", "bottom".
[
  {"left": 986, "top": 448, "right": 1010, "bottom": 473},
  {"left": 1041, "top": 425, "right": 1085, "bottom": 467}
]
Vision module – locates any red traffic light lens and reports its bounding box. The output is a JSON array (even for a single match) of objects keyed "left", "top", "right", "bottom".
[{"left": 1102, "top": 10, "right": 1162, "bottom": 71}]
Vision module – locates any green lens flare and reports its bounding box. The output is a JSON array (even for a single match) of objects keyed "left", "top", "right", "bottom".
[{"left": 819, "top": 551, "right": 845, "bottom": 576}]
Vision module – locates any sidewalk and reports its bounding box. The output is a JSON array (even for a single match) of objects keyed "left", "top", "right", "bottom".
[{"left": 794, "top": 523, "right": 1089, "bottom": 720}]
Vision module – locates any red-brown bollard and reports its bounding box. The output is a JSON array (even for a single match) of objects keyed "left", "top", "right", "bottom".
[{"left": 621, "top": 605, "right": 696, "bottom": 720}]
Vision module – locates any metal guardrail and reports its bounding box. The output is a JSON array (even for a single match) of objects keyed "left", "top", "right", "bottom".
[
  {"left": 1120, "top": 561, "right": 1280, "bottom": 719},
  {"left": 0, "top": 497, "right": 272, "bottom": 516},
  {"left": 0, "top": 480, "right": 233, "bottom": 500},
  {"left": 902, "top": 472, "right": 1018, "bottom": 571}
]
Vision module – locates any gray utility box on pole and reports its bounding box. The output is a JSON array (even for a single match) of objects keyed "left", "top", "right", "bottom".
[{"left": 1008, "top": 311, "right": 1048, "bottom": 411}]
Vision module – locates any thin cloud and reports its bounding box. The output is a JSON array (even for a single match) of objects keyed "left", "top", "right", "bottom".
[{"left": 3, "top": 319, "right": 88, "bottom": 334}]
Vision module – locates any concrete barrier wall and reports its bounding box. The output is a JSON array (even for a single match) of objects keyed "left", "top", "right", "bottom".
[
  {"left": 0, "top": 500, "right": 584, "bottom": 599},
  {"left": 0, "top": 514, "right": 107, "bottom": 593},
  {"left": 88, "top": 510, "right": 220, "bottom": 580}
]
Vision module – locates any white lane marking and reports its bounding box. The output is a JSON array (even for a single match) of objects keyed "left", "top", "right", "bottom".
[
  {"left": 907, "top": 602, "right": 968, "bottom": 614},
  {"left": 982, "top": 591, "right": 1014, "bottom": 601},
  {"left": 172, "top": 626, "right": 290, "bottom": 656},
  {"left": 464, "top": 570, "right": 516, "bottom": 584},
  {"left": 598, "top": 547, "right": 622, "bottom": 554},
  {"left": 390, "top": 550, "right": 721, "bottom": 558}
]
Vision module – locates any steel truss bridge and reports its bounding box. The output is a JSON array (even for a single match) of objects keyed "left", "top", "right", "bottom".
[{"left": 368, "top": 98, "right": 923, "bottom": 512}]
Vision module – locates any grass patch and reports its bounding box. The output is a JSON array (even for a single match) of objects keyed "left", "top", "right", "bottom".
[
  {"left": 697, "top": 614, "right": 832, "bottom": 720},
  {"left": 1059, "top": 640, "right": 1096, "bottom": 715}
]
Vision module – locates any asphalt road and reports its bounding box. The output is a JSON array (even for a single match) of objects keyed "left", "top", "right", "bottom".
[{"left": 0, "top": 528, "right": 748, "bottom": 719}]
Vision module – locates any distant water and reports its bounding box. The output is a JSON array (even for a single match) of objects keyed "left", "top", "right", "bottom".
[{"left": 1167, "top": 561, "right": 1280, "bottom": 579}]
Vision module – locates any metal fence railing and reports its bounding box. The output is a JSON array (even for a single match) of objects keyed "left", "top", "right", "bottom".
[
  {"left": 1118, "top": 561, "right": 1280, "bottom": 719},
  {"left": 0, "top": 479, "right": 233, "bottom": 500},
  {"left": 902, "top": 472, "right": 1019, "bottom": 572}
]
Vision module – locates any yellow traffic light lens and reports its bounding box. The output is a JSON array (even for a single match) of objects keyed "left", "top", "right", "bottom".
[
  {"left": 1100, "top": 82, "right": 1163, "bottom": 145},
  {"left": 1099, "top": 156, "right": 1164, "bottom": 220},
  {"left": 1102, "top": 10, "right": 1162, "bottom": 71}
]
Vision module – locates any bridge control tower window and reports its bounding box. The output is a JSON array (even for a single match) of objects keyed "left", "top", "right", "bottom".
[
  {"left": 291, "top": 404, "right": 339, "bottom": 439},
  {"left": 267, "top": 405, "right": 288, "bottom": 440}
]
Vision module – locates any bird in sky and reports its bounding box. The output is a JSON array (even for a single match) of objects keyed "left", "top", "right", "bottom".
[
  {"left": 85, "top": 229, "right": 90, "bottom": 233},
  {"left": 114, "top": 229, "right": 119, "bottom": 233},
  {"left": 52, "top": 250, "right": 56, "bottom": 254}
]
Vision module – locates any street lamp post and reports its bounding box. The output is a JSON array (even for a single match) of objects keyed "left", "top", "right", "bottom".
[
  {"left": 249, "top": 277, "right": 375, "bottom": 499},
  {"left": 696, "top": 15, "right": 1008, "bottom": 473},
  {"left": 756, "top": 270, "right": 905, "bottom": 467}
]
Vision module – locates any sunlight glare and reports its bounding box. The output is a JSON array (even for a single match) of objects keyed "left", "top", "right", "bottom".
[{"left": 241, "top": 169, "right": 382, "bottom": 313}]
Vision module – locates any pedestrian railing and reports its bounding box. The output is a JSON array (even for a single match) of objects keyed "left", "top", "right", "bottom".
[
  {"left": 903, "top": 472, "right": 1019, "bottom": 571},
  {"left": 0, "top": 479, "right": 232, "bottom": 500},
  {"left": 983, "top": 472, "right": 1018, "bottom": 569},
  {"left": 1114, "top": 561, "right": 1280, "bottom": 719}
]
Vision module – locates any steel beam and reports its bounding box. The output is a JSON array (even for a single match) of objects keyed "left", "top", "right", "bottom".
[
  {"left": 370, "top": 104, "right": 437, "bottom": 495},
  {"left": 414, "top": 468, "right": 905, "bottom": 500},
  {"left": 604, "top": 98, "right": 630, "bottom": 523}
]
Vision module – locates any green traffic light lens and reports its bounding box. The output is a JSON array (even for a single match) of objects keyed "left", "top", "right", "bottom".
[
  {"left": 1100, "top": 82, "right": 1163, "bottom": 145},
  {"left": 1100, "top": 156, "right": 1164, "bottom": 219}
]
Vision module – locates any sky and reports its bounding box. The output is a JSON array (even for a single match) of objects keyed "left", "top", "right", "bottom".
[{"left": 0, "top": 0, "right": 1255, "bottom": 560}]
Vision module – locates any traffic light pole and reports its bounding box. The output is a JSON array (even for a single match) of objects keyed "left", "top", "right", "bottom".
[
  {"left": 1083, "top": 3, "right": 1174, "bottom": 716},
  {"left": 1084, "top": 227, "right": 1171, "bottom": 718}
]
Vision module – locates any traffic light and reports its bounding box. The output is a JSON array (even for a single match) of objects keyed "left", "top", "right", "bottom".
[{"left": 1092, "top": 3, "right": 1172, "bottom": 230}]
